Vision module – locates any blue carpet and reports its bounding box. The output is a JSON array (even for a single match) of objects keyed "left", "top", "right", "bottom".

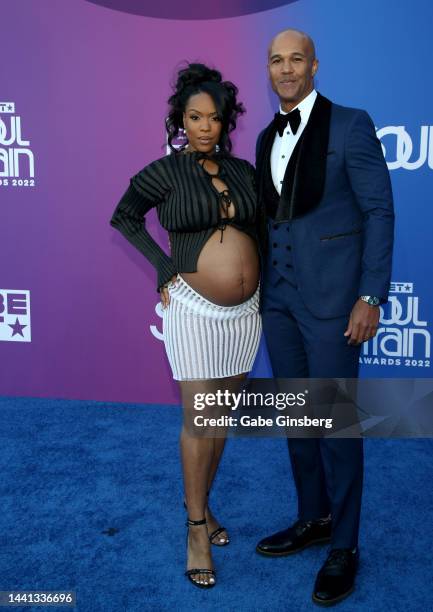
[{"left": 0, "top": 396, "right": 431, "bottom": 612}]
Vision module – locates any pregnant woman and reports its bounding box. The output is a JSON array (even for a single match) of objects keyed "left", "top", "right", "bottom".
[{"left": 109, "top": 63, "right": 261, "bottom": 589}]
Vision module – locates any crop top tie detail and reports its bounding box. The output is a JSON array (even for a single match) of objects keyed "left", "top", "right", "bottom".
[{"left": 196, "top": 153, "right": 237, "bottom": 243}]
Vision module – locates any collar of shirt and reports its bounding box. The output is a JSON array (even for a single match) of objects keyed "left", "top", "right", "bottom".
[{"left": 278, "top": 88, "right": 317, "bottom": 127}]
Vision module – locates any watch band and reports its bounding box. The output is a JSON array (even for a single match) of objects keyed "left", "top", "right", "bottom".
[{"left": 360, "top": 295, "right": 380, "bottom": 306}]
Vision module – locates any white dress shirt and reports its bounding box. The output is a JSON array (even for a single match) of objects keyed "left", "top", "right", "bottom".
[{"left": 271, "top": 89, "right": 318, "bottom": 194}]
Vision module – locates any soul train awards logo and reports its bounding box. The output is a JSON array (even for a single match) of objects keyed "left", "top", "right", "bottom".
[
  {"left": 360, "top": 282, "right": 431, "bottom": 369},
  {"left": 0, "top": 101, "right": 35, "bottom": 187},
  {"left": 0, "top": 289, "right": 31, "bottom": 342},
  {"left": 377, "top": 126, "right": 433, "bottom": 170},
  {"left": 150, "top": 301, "right": 164, "bottom": 341}
]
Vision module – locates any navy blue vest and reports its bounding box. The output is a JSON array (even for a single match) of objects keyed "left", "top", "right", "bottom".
[
  {"left": 264, "top": 132, "right": 304, "bottom": 286},
  {"left": 266, "top": 220, "right": 296, "bottom": 286}
]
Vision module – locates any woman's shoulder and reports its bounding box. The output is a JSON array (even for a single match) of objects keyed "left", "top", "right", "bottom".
[
  {"left": 132, "top": 152, "right": 177, "bottom": 182},
  {"left": 224, "top": 155, "right": 256, "bottom": 180},
  {"left": 137, "top": 152, "right": 175, "bottom": 172},
  {"left": 224, "top": 154, "right": 255, "bottom": 171},
  {"left": 130, "top": 153, "right": 178, "bottom": 196}
]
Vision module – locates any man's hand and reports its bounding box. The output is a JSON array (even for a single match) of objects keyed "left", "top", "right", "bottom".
[{"left": 344, "top": 299, "right": 380, "bottom": 345}]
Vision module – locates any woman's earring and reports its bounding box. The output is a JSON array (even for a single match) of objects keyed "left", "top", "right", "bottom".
[
  {"left": 171, "top": 127, "right": 188, "bottom": 152},
  {"left": 178, "top": 128, "right": 188, "bottom": 151}
]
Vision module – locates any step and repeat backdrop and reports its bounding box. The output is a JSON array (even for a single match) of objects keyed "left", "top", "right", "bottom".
[{"left": 1, "top": 0, "right": 432, "bottom": 404}]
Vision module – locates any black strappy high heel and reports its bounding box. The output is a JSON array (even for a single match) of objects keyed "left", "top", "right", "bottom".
[
  {"left": 185, "top": 517, "right": 216, "bottom": 589},
  {"left": 183, "top": 491, "right": 229, "bottom": 546}
]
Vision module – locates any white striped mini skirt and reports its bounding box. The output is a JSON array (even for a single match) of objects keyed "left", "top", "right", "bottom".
[{"left": 162, "top": 274, "right": 262, "bottom": 381}]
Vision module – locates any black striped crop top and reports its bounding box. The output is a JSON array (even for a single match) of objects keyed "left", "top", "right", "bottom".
[{"left": 109, "top": 150, "right": 258, "bottom": 291}]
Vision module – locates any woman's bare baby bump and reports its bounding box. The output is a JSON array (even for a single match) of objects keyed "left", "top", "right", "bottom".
[{"left": 181, "top": 227, "right": 260, "bottom": 306}]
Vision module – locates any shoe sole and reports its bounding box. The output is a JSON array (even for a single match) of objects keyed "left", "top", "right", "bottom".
[
  {"left": 256, "top": 535, "right": 332, "bottom": 557},
  {"left": 311, "top": 585, "right": 354, "bottom": 606}
]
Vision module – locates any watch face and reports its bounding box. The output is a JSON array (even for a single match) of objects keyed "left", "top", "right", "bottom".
[{"left": 361, "top": 296, "right": 380, "bottom": 306}]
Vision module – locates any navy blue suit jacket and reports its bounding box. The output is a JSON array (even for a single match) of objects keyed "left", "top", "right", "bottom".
[{"left": 256, "top": 93, "right": 395, "bottom": 319}]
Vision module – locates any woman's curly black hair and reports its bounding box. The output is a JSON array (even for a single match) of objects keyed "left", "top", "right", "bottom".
[{"left": 166, "top": 63, "right": 245, "bottom": 155}]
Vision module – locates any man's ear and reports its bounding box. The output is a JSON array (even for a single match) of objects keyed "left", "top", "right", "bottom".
[{"left": 312, "top": 58, "right": 319, "bottom": 77}]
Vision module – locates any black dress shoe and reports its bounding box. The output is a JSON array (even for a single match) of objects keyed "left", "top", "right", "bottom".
[
  {"left": 256, "top": 517, "right": 332, "bottom": 557},
  {"left": 312, "top": 547, "right": 359, "bottom": 606}
]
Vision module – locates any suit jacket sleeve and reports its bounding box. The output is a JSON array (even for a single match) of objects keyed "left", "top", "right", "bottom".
[
  {"left": 344, "top": 110, "right": 395, "bottom": 303},
  {"left": 109, "top": 161, "right": 177, "bottom": 292}
]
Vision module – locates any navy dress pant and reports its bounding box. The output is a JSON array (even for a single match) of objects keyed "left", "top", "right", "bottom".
[{"left": 262, "top": 227, "right": 363, "bottom": 549}]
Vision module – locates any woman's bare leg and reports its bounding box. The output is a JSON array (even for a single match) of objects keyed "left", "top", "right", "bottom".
[
  {"left": 205, "top": 372, "right": 247, "bottom": 544},
  {"left": 180, "top": 379, "right": 219, "bottom": 586},
  {"left": 180, "top": 373, "right": 248, "bottom": 583}
]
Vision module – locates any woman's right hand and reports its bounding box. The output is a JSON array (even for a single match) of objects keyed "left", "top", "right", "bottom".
[{"left": 160, "top": 274, "right": 178, "bottom": 309}]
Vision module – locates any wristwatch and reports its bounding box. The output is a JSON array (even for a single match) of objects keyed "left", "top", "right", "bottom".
[{"left": 360, "top": 295, "right": 380, "bottom": 306}]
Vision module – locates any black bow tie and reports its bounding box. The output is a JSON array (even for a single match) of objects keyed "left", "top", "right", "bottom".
[{"left": 274, "top": 107, "right": 301, "bottom": 137}]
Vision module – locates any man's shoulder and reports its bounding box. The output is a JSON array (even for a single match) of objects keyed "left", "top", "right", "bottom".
[
  {"left": 328, "top": 99, "right": 370, "bottom": 124},
  {"left": 256, "top": 121, "right": 274, "bottom": 155},
  {"left": 257, "top": 120, "right": 274, "bottom": 139}
]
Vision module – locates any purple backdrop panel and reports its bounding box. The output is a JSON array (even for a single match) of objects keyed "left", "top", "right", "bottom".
[{"left": 0, "top": 1, "right": 311, "bottom": 404}]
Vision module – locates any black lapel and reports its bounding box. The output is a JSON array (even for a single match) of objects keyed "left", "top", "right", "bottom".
[
  {"left": 256, "top": 121, "right": 276, "bottom": 201},
  {"left": 276, "top": 92, "right": 332, "bottom": 221},
  {"left": 255, "top": 121, "right": 276, "bottom": 256},
  {"left": 257, "top": 120, "right": 282, "bottom": 220},
  {"left": 276, "top": 131, "right": 306, "bottom": 221}
]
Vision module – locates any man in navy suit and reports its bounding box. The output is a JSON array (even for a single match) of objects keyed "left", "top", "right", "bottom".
[{"left": 255, "top": 29, "right": 394, "bottom": 606}]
